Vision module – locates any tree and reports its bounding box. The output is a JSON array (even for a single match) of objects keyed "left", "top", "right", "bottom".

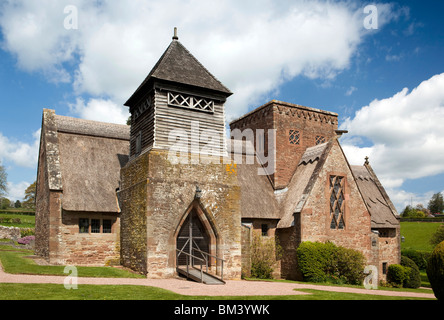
[
  {"left": 431, "top": 224, "right": 444, "bottom": 248},
  {"left": 0, "top": 161, "right": 7, "bottom": 197},
  {"left": 428, "top": 192, "right": 444, "bottom": 215},
  {"left": 14, "top": 200, "right": 21, "bottom": 208},
  {"left": 0, "top": 197, "right": 11, "bottom": 209},
  {"left": 401, "top": 205, "right": 426, "bottom": 218},
  {"left": 427, "top": 241, "right": 444, "bottom": 300},
  {"left": 23, "top": 181, "right": 36, "bottom": 209}
]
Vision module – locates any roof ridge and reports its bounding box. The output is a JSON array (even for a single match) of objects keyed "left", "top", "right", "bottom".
[
  {"left": 54, "top": 114, "right": 130, "bottom": 141},
  {"left": 125, "top": 39, "right": 231, "bottom": 106},
  {"left": 175, "top": 41, "right": 231, "bottom": 94}
]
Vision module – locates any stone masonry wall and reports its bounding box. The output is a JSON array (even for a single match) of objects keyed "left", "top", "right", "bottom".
[
  {"left": 0, "top": 226, "right": 21, "bottom": 240},
  {"left": 56, "top": 211, "right": 120, "bottom": 266},
  {"left": 377, "top": 228, "right": 401, "bottom": 281},
  {"left": 301, "top": 140, "right": 373, "bottom": 263},
  {"left": 241, "top": 224, "right": 251, "bottom": 278},
  {"left": 146, "top": 150, "right": 242, "bottom": 280},
  {"left": 276, "top": 213, "right": 302, "bottom": 280},
  {"left": 120, "top": 149, "right": 242, "bottom": 280},
  {"left": 120, "top": 151, "right": 149, "bottom": 274}
]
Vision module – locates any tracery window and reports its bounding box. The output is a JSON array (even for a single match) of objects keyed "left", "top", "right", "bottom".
[
  {"left": 329, "top": 175, "right": 345, "bottom": 230},
  {"left": 167, "top": 92, "right": 214, "bottom": 113},
  {"left": 289, "top": 130, "right": 300, "bottom": 145},
  {"left": 316, "top": 136, "right": 326, "bottom": 145}
]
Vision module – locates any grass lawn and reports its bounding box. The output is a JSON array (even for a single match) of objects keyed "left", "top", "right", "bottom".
[
  {"left": 400, "top": 221, "right": 442, "bottom": 252},
  {"left": 0, "top": 223, "right": 440, "bottom": 300},
  {"left": 0, "top": 283, "right": 434, "bottom": 300},
  {"left": 0, "top": 245, "right": 436, "bottom": 300},
  {"left": 0, "top": 246, "right": 144, "bottom": 278}
]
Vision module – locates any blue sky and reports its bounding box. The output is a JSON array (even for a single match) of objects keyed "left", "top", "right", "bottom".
[{"left": 0, "top": 0, "right": 443, "bottom": 212}]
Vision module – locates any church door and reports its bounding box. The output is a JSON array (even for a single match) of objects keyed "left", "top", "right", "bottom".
[{"left": 176, "top": 210, "right": 210, "bottom": 267}]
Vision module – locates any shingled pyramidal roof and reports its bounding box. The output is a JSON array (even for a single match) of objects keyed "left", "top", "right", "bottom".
[{"left": 125, "top": 29, "right": 232, "bottom": 107}]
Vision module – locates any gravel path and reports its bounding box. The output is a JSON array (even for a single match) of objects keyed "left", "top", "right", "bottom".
[{"left": 0, "top": 265, "right": 436, "bottom": 299}]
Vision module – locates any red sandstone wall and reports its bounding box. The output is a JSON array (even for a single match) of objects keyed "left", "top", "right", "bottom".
[
  {"left": 230, "top": 101, "right": 338, "bottom": 189},
  {"left": 301, "top": 140, "right": 373, "bottom": 262}
]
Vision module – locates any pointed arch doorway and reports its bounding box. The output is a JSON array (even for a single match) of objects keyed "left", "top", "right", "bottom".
[
  {"left": 176, "top": 210, "right": 210, "bottom": 267},
  {"left": 175, "top": 201, "right": 225, "bottom": 283}
]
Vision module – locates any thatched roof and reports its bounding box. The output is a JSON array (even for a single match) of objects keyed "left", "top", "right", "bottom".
[
  {"left": 42, "top": 110, "right": 130, "bottom": 213},
  {"left": 351, "top": 165, "right": 399, "bottom": 228},
  {"left": 229, "top": 139, "right": 278, "bottom": 219},
  {"left": 277, "top": 143, "right": 329, "bottom": 228},
  {"left": 230, "top": 138, "right": 331, "bottom": 226}
]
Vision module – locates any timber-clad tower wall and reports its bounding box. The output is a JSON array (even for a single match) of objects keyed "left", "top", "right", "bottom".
[{"left": 120, "top": 30, "right": 242, "bottom": 279}]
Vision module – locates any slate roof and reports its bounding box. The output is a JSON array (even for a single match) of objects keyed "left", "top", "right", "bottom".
[
  {"left": 351, "top": 165, "right": 400, "bottom": 228},
  {"left": 125, "top": 39, "right": 231, "bottom": 107}
]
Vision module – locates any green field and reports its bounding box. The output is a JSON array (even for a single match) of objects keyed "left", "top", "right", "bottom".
[
  {"left": 400, "top": 221, "right": 442, "bottom": 252},
  {"left": 0, "top": 211, "right": 35, "bottom": 228}
]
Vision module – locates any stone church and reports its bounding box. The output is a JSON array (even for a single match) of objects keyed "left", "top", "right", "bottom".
[{"left": 35, "top": 31, "right": 400, "bottom": 283}]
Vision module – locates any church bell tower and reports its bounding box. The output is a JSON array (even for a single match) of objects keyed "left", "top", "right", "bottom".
[
  {"left": 119, "top": 29, "right": 241, "bottom": 281},
  {"left": 124, "top": 28, "right": 232, "bottom": 160}
]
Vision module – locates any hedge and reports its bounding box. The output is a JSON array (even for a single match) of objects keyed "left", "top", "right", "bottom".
[
  {"left": 427, "top": 241, "right": 444, "bottom": 300},
  {"left": 400, "top": 256, "right": 421, "bottom": 288},
  {"left": 296, "top": 241, "right": 366, "bottom": 285},
  {"left": 401, "top": 249, "right": 430, "bottom": 270},
  {"left": 387, "top": 264, "right": 410, "bottom": 288}
]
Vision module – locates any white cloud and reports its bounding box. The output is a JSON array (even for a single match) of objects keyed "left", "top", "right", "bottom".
[
  {"left": 345, "top": 86, "right": 357, "bottom": 96},
  {"left": 0, "top": 130, "right": 40, "bottom": 168},
  {"left": 69, "top": 98, "right": 129, "bottom": 124},
  {"left": 0, "top": 0, "right": 400, "bottom": 122},
  {"left": 6, "top": 181, "right": 32, "bottom": 202},
  {"left": 340, "top": 73, "right": 444, "bottom": 210}
]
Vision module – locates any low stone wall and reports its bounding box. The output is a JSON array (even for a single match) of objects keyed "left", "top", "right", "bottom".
[{"left": 0, "top": 226, "right": 21, "bottom": 240}]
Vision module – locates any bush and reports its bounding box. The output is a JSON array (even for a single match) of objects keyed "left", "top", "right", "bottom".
[
  {"left": 0, "top": 217, "right": 11, "bottom": 224},
  {"left": 426, "top": 241, "right": 444, "bottom": 300},
  {"left": 401, "top": 256, "right": 421, "bottom": 288},
  {"left": 430, "top": 224, "right": 444, "bottom": 248},
  {"left": 12, "top": 218, "right": 21, "bottom": 224},
  {"left": 250, "top": 232, "right": 282, "bottom": 279},
  {"left": 401, "top": 249, "right": 430, "bottom": 270},
  {"left": 387, "top": 264, "right": 410, "bottom": 288},
  {"left": 17, "top": 235, "right": 35, "bottom": 245},
  {"left": 335, "top": 246, "right": 367, "bottom": 285},
  {"left": 296, "top": 241, "right": 366, "bottom": 285},
  {"left": 297, "top": 241, "right": 331, "bottom": 282},
  {"left": 20, "top": 228, "right": 35, "bottom": 237}
]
